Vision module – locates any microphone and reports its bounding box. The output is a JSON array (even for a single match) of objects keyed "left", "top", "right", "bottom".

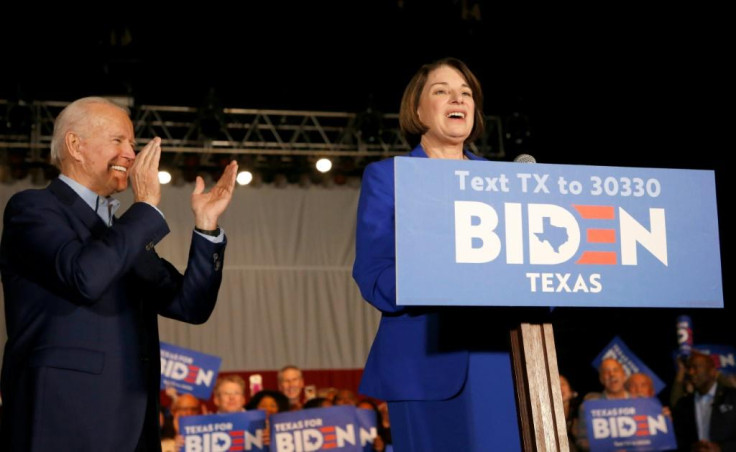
[
  {"left": 513, "top": 153, "right": 537, "bottom": 164},
  {"left": 676, "top": 315, "right": 693, "bottom": 358}
]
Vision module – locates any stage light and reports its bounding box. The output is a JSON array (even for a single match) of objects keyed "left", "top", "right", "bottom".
[
  {"left": 316, "top": 158, "right": 332, "bottom": 173},
  {"left": 158, "top": 170, "right": 172, "bottom": 185},
  {"left": 237, "top": 170, "right": 253, "bottom": 186}
]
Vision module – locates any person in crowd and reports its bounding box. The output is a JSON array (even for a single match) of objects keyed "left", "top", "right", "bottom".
[
  {"left": 671, "top": 355, "right": 695, "bottom": 408},
  {"left": 626, "top": 371, "right": 672, "bottom": 418},
  {"left": 574, "top": 358, "right": 630, "bottom": 451},
  {"left": 167, "top": 393, "right": 205, "bottom": 450},
  {"left": 376, "top": 401, "right": 392, "bottom": 444},
  {"left": 246, "top": 389, "right": 291, "bottom": 448},
  {"left": 0, "top": 96, "right": 238, "bottom": 451},
  {"left": 352, "top": 56, "right": 549, "bottom": 451},
  {"left": 672, "top": 350, "right": 736, "bottom": 451},
  {"left": 318, "top": 386, "right": 339, "bottom": 404},
  {"left": 303, "top": 397, "right": 334, "bottom": 409},
  {"left": 334, "top": 388, "right": 358, "bottom": 406},
  {"left": 559, "top": 374, "right": 580, "bottom": 452},
  {"left": 159, "top": 406, "right": 177, "bottom": 452},
  {"left": 246, "top": 389, "right": 291, "bottom": 415},
  {"left": 278, "top": 365, "right": 306, "bottom": 410},
  {"left": 212, "top": 374, "right": 247, "bottom": 413},
  {"left": 625, "top": 372, "right": 656, "bottom": 398},
  {"left": 671, "top": 350, "right": 735, "bottom": 409},
  {"left": 357, "top": 398, "right": 392, "bottom": 452}
]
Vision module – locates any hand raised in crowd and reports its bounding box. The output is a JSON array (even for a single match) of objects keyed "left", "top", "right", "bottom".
[
  {"left": 129, "top": 136, "right": 162, "bottom": 206},
  {"left": 262, "top": 419, "right": 271, "bottom": 447},
  {"left": 191, "top": 160, "right": 238, "bottom": 230}
]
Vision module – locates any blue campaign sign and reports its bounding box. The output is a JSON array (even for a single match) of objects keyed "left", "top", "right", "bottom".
[
  {"left": 593, "top": 336, "right": 666, "bottom": 395},
  {"left": 583, "top": 398, "right": 677, "bottom": 451},
  {"left": 671, "top": 344, "right": 736, "bottom": 376},
  {"left": 270, "top": 405, "right": 378, "bottom": 451},
  {"left": 160, "top": 341, "right": 222, "bottom": 400},
  {"left": 178, "top": 411, "right": 267, "bottom": 452},
  {"left": 395, "top": 157, "right": 723, "bottom": 307}
]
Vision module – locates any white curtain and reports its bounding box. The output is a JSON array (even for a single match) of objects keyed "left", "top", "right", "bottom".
[{"left": 0, "top": 178, "right": 380, "bottom": 371}]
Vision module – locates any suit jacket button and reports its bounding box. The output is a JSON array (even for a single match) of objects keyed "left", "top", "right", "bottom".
[{"left": 145, "top": 241, "right": 154, "bottom": 251}]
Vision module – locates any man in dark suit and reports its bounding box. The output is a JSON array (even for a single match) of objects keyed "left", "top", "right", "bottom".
[
  {"left": 673, "top": 350, "right": 736, "bottom": 451},
  {"left": 0, "top": 96, "right": 238, "bottom": 451}
]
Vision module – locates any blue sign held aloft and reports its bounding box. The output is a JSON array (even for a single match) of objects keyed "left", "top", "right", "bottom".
[{"left": 160, "top": 341, "right": 222, "bottom": 400}]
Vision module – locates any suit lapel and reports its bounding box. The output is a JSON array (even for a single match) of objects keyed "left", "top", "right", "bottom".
[
  {"left": 714, "top": 383, "right": 729, "bottom": 410},
  {"left": 47, "top": 178, "right": 109, "bottom": 235}
]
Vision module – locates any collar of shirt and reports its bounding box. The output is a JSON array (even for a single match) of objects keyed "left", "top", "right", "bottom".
[
  {"left": 694, "top": 382, "right": 717, "bottom": 441},
  {"left": 58, "top": 175, "right": 120, "bottom": 225},
  {"left": 602, "top": 390, "right": 630, "bottom": 400},
  {"left": 696, "top": 381, "right": 717, "bottom": 403}
]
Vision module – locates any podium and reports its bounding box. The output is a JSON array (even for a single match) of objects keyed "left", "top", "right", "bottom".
[
  {"left": 510, "top": 323, "right": 569, "bottom": 451},
  {"left": 393, "top": 157, "right": 723, "bottom": 450}
]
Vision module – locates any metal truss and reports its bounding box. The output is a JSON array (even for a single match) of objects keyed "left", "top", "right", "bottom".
[{"left": 0, "top": 99, "right": 506, "bottom": 179}]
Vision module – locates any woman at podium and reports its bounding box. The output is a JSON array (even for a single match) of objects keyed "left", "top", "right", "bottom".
[{"left": 353, "top": 57, "right": 538, "bottom": 451}]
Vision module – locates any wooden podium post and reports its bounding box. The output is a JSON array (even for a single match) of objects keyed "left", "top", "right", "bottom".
[{"left": 510, "top": 323, "right": 569, "bottom": 452}]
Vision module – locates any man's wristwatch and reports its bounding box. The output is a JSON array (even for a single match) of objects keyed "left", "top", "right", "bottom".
[{"left": 194, "top": 226, "right": 220, "bottom": 237}]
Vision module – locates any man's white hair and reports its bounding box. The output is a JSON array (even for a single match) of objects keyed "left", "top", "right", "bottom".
[{"left": 49, "top": 96, "right": 129, "bottom": 168}]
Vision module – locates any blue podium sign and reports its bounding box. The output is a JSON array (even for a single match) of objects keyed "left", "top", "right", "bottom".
[{"left": 395, "top": 157, "right": 722, "bottom": 308}]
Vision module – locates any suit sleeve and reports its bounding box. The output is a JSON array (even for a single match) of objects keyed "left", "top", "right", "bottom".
[
  {"left": 352, "top": 162, "right": 406, "bottom": 314},
  {"left": 143, "top": 233, "right": 225, "bottom": 324},
  {"left": 2, "top": 193, "right": 168, "bottom": 305}
]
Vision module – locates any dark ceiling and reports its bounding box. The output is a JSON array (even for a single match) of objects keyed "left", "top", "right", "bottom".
[{"left": 1, "top": 4, "right": 729, "bottom": 169}]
